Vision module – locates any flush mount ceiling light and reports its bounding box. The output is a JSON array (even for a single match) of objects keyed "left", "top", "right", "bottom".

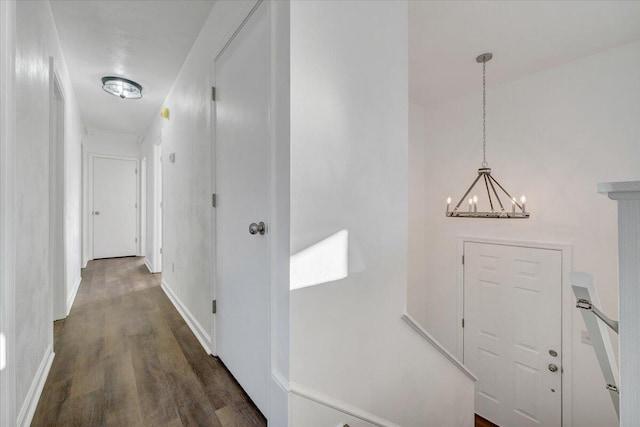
[
  {"left": 446, "top": 53, "right": 529, "bottom": 219},
  {"left": 101, "top": 76, "right": 142, "bottom": 99}
]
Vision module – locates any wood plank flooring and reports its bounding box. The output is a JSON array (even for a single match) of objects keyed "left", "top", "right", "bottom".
[
  {"left": 475, "top": 414, "right": 499, "bottom": 427},
  {"left": 32, "top": 257, "right": 266, "bottom": 427}
]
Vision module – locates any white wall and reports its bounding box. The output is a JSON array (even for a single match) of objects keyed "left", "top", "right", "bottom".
[
  {"left": 14, "top": 1, "right": 84, "bottom": 424},
  {"left": 0, "top": 2, "right": 17, "bottom": 426},
  {"left": 409, "top": 41, "right": 640, "bottom": 427},
  {"left": 290, "top": 2, "right": 475, "bottom": 426},
  {"left": 83, "top": 129, "right": 141, "bottom": 155},
  {"left": 408, "top": 102, "right": 428, "bottom": 323},
  {"left": 81, "top": 129, "right": 141, "bottom": 265}
]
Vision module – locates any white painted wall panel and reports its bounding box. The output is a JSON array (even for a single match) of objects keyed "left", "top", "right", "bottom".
[
  {"left": 408, "top": 102, "right": 428, "bottom": 328},
  {"left": 290, "top": 2, "right": 474, "bottom": 425},
  {"left": 291, "top": 394, "right": 377, "bottom": 427},
  {"left": 410, "top": 40, "right": 640, "bottom": 426}
]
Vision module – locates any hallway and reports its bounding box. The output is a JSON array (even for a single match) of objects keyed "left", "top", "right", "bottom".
[{"left": 31, "top": 257, "right": 265, "bottom": 427}]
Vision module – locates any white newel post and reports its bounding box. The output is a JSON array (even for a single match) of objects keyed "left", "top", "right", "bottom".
[{"left": 598, "top": 181, "right": 640, "bottom": 427}]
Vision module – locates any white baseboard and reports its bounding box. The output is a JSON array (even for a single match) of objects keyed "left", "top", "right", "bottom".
[
  {"left": 289, "top": 380, "right": 399, "bottom": 427},
  {"left": 16, "top": 344, "right": 54, "bottom": 427},
  {"left": 66, "top": 275, "right": 82, "bottom": 316},
  {"left": 161, "top": 279, "right": 212, "bottom": 354},
  {"left": 270, "top": 369, "right": 290, "bottom": 426},
  {"left": 144, "top": 258, "right": 155, "bottom": 274}
]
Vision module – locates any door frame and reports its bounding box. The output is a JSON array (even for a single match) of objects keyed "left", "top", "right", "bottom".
[
  {"left": 152, "top": 141, "right": 162, "bottom": 273},
  {"left": 87, "top": 153, "right": 140, "bottom": 260},
  {"left": 140, "top": 156, "right": 146, "bottom": 258},
  {"left": 49, "top": 60, "right": 67, "bottom": 321},
  {"left": 0, "top": 1, "right": 16, "bottom": 425},
  {"left": 457, "top": 236, "right": 573, "bottom": 426}
]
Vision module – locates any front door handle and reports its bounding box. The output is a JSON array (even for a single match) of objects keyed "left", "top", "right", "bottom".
[
  {"left": 548, "top": 363, "right": 558, "bottom": 373},
  {"left": 249, "top": 222, "right": 266, "bottom": 235}
]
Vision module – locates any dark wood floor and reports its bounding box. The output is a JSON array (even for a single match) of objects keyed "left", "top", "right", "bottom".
[
  {"left": 475, "top": 414, "right": 499, "bottom": 427},
  {"left": 32, "top": 257, "right": 266, "bottom": 427}
]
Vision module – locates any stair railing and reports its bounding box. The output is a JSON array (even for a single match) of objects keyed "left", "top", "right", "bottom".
[{"left": 571, "top": 272, "right": 619, "bottom": 419}]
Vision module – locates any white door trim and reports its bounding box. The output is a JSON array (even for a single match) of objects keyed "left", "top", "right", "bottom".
[
  {"left": 457, "top": 236, "right": 573, "bottom": 426},
  {"left": 0, "top": 1, "right": 17, "bottom": 425},
  {"left": 140, "top": 157, "right": 146, "bottom": 257},
  {"left": 86, "top": 153, "right": 140, "bottom": 261},
  {"left": 209, "top": 58, "right": 217, "bottom": 356},
  {"left": 49, "top": 59, "right": 67, "bottom": 322},
  {"left": 152, "top": 142, "right": 162, "bottom": 272}
]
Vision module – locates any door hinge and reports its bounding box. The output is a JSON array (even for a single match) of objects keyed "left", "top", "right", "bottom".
[
  {"left": 462, "top": 255, "right": 465, "bottom": 265},
  {"left": 606, "top": 384, "right": 619, "bottom": 394},
  {"left": 135, "top": 203, "right": 138, "bottom": 208},
  {"left": 135, "top": 168, "right": 138, "bottom": 174},
  {"left": 212, "top": 193, "right": 217, "bottom": 207},
  {"left": 135, "top": 238, "right": 138, "bottom": 243},
  {"left": 211, "top": 86, "right": 216, "bottom": 102},
  {"left": 462, "top": 318, "right": 465, "bottom": 328},
  {"left": 212, "top": 300, "right": 217, "bottom": 314},
  {"left": 160, "top": 247, "right": 162, "bottom": 254}
]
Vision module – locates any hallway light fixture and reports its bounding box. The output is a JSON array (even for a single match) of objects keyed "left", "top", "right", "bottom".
[
  {"left": 446, "top": 53, "right": 529, "bottom": 219},
  {"left": 101, "top": 76, "right": 142, "bottom": 99}
]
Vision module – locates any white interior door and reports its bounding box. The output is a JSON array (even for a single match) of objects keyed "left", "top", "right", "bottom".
[
  {"left": 215, "top": 1, "right": 270, "bottom": 417},
  {"left": 464, "top": 242, "right": 562, "bottom": 427},
  {"left": 93, "top": 157, "right": 137, "bottom": 259}
]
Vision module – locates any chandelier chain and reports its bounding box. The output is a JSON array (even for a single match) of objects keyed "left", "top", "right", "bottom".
[{"left": 482, "top": 60, "right": 487, "bottom": 168}]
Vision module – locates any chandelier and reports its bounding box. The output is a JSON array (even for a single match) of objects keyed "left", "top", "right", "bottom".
[{"left": 446, "top": 53, "right": 529, "bottom": 219}]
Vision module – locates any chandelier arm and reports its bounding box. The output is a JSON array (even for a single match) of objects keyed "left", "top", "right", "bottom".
[
  {"left": 487, "top": 175, "right": 506, "bottom": 211},
  {"left": 483, "top": 174, "right": 495, "bottom": 212},
  {"left": 488, "top": 174, "right": 522, "bottom": 210},
  {"left": 453, "top": 173, "right": 484, "bottom": 211}
]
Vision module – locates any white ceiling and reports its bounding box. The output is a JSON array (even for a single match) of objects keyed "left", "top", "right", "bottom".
[
  {"left": 410, "top": 1, "right": 640, "bottom": 107},
  {"left": 50, "top": 0, "right": 216, "bottom": 137}
]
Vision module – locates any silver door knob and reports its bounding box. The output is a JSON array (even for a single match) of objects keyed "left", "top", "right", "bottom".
[
  {"left": 94, "top": 211, "right": 100, "bottom": 215},
  {"left": 548, "top": 363, "right": 558, "bottom": 373},
  {"left": 249, "top": 222, "right": 266, "bottom": 235}
]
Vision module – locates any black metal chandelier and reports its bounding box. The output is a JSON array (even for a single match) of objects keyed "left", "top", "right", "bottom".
[{"left": 446, "top": 53, "right": 529, "bottom": 219}]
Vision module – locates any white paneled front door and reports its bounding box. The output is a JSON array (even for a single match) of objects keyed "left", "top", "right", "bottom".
[
  {"left": 214, "top": 1, "right": 270, "bottom": 417},
  {"left": 92, "top": 157, "right": 137, "bottom": 259},
  {"left": 464, "top": 242, "right": 562, "bottom": 427}
]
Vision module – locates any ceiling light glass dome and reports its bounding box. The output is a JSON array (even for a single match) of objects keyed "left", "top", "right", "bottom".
[{"left": 101, "top": 76, "right": 143, "bottom": 99}]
